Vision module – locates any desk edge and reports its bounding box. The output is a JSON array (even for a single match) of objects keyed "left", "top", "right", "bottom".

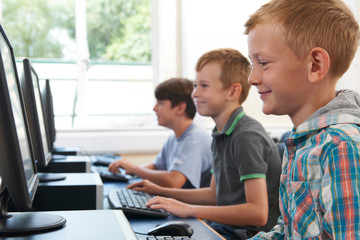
[{"left": 196, "top": 218, "right": 226, "bottom": 240}]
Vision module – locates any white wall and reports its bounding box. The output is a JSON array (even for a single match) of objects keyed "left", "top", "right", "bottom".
[{"left": 56, "top": 128, "right": 172, "bottom": 154}]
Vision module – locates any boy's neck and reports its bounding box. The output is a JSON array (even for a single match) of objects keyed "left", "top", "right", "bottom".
[
  {"left": 172, "top": 118, "right": 193, "bottom": 138},
  {"left": 213, "top": 104, "right": 242, "bottom": 133},
  {"left": 291, "top": 86, "right": 336, "bottom": 127}
]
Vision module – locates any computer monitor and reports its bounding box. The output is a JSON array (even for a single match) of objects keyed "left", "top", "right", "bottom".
[
  {"left": 40, "top": 81, "right": 81, "bottom": 157},
  {"left": 41, "top": 79, "right": 56, "bottom": 152},
  {"left": 19, "top": 58, "right": 66, "bottom": 182},
  {"left": 0, "top": 24, "right": 66, "bottom": 234},
  {"left": 20, "top": 58, "right": 52, "bottom": 168}
]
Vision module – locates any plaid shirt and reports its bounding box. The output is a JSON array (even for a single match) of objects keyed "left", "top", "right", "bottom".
[{"left": 252, "top": 114, "right": 360, "bottom": 239}]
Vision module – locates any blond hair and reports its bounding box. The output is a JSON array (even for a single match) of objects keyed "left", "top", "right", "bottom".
[
  {"left": 195, "top": 48, "right": 251, "bottom": 105},
  {"left": 244, "top": 0, "right": 360, "bottom": 78}
]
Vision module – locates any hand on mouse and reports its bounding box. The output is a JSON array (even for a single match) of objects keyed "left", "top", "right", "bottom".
[
  {"left": 146, "top": 196, "right": 195, "bottom": 218},
  {"left": 127, "top": 179, "right": 163, "bottom": 195}
]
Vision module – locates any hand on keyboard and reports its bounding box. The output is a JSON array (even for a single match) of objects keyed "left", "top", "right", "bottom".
[
  {"left": 92, "top": 166, "right": 132, "bottom": 182},
  {"left": 108, "top": 188, "right": 168, "bottom": 218},
  {"left": 91, "top": 154, "right": 122, "bottom": 166}
]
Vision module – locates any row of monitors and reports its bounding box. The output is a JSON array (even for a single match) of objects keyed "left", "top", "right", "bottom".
[{"left": 0, "top": 23, "right": 65, "bottom": 234}]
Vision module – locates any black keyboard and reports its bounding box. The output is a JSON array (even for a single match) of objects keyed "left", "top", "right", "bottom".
[
  {"left": 137, "top": 236, "right": 194, "bottom": 240},
  {"left": 92, "top": 166, "right": 131, "bottom": 182},
  {"left": 108, "top": 188, "right": 168, "bottom": 218}
]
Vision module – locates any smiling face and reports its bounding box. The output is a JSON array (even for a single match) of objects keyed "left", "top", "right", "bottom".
[
  {"left": 247, "top": 23, "right": 310, "bottom": 120},
  {"left": 192, "top": 63, "right": 231, "bottom": 120}
]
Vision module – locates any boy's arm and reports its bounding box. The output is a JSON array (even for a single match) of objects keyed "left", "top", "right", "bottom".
[
  {"left": 109, "top": 158, "right": 187, "bottom": 188},
  {"left": 251, "top": 135, "right": 360, "bottom": 239},
  {"left": 129, "top": 176, "right": 217, "bottom": 205},
  {"left": 130, "top": 167, "right": 187, "bottom": 188},
  {"left": 321, "top": 140, "right": 360, "bottom": 238},
  {"left": 147, "top": 178, "right": 270, "bottom": 226}
]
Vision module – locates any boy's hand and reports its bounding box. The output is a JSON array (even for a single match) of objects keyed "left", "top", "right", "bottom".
[
  {"left": 127, "top": 179, "right": 162, "bottom": 195},
  {"left": 146, "top": 196, "right": 194, "bottom": 218},
  {"left": 108, "top": 157, "right": 136, "bottom": 175}
]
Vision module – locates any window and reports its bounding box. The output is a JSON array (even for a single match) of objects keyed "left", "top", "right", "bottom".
[{"left": 3, "top": 0, "right": 153, "bottom": 129}]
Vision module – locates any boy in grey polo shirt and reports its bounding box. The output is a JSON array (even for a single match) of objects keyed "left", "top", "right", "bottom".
[{"left": 128, "top": 49, "right": 281, "bottom": 240}]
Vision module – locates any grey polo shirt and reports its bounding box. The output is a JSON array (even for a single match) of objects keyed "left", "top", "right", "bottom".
[{"left": 211, "top": 107, "right": 281, "bottom": 232}]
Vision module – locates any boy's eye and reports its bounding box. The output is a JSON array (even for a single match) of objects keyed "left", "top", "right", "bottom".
[
  {"left": 193, "top": 83, "right": 208, "bottom": 88},
  {"left": 259, "top": 61, "right": 268, "bottom": 66},
  {"left": 258, "top": 60, "right": 269, "bottom": 68}
]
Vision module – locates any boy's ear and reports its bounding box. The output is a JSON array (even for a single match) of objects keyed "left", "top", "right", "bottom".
[
  {"left": 176, "top": 102, "right": 187, "bottom": 115},
  {"left": 308, "top": 47, "right": 330, "bottom": 83},
  {"left": 227, "top": 83, "right": 242, "bottom": 101}
]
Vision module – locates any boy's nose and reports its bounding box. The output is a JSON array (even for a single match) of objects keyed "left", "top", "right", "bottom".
[
  {"left": 248, "top": 69, "right": 261, "bottom": 86},
  {"left": 191, "top": 88, "right": 198, "bottom": 98}
]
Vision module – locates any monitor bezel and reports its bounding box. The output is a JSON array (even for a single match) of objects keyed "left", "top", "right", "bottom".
[
  {"left": 41, "top": 79, "right": 56, "bottom": 152},
  {"left": 20, "top": 58, "right": 52, "bottom": 168}
]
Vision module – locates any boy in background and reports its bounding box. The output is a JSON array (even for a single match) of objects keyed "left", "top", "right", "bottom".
[
  {"left": 245, "top": 0, "right": 360, "bottom": 238},
  {"left": 109, "top": 78, "right": 212, "bottom": 189},
  {"left": 128, "top": 48, "right": 281, "bottom": 240}
]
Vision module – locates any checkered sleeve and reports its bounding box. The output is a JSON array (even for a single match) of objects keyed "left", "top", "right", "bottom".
[
  {"left": 250, "top": 217, "right": 285, "bottom": 239},
  {"left": 320, "top": 139, "right": 360, "bottom": 239}
]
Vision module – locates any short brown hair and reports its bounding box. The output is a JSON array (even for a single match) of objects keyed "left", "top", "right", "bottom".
[
  {"left": 155, "top": 78, "right": 196, "bottom": 119},
  {"left": 244, "top": 0, "right": 360, "bottom": 78},
  {"left": 195, "top": 48, "right": 251, "bottom": 105}
]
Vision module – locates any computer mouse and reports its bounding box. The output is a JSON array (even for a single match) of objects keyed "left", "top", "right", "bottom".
[{"left": 147, "top": 221, "right": 194, "bottom": 237}]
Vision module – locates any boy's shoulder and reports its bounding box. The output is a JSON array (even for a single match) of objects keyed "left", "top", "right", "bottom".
[
  {"left": 327, "top": 123, "right": 360, "bottom": 143},
  {"left": 183, "top": 123, "right": 210, "bottom": 138},
  {"left": 294, "top": 122, "right": 360, "bottom": 158}
]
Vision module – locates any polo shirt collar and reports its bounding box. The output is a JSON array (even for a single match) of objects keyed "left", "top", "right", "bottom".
[{"left": 212, "top": 107, "right": 245, "bottom": 136}]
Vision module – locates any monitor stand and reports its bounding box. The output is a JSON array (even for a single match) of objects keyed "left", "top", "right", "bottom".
[
  {"left": 0, "top": 189, "right": 66, "bottom": 235},
  {"left": 53, "top": 146, "right": 81, "bottom": 156}
]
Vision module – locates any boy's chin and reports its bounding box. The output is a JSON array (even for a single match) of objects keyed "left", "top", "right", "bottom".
[
  {"left": 196, "top": 110, "right": 211, "bottom": 117},
  {"left": 262, "top": 105, "right": 287, "bottom": 116},
  {"left": 157, "top": 121, "right": 165, "bottom": 127},
  {"left": 262, "top": 105, "right": 278, "bottom": 116}
]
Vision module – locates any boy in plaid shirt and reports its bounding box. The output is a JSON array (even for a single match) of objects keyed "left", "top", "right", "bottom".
[{"left": 246, "top": 0, "right": 360, "bottom": 238}]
